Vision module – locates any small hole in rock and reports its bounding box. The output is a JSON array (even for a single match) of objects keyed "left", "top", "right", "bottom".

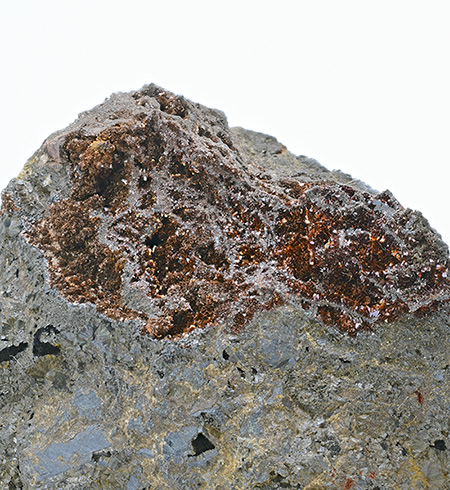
[
  {"left": 33, "top": 325, "right": 60, "bottom": 357},
  {"left": 431, "top": 439, "right": 447, "bottom": 451},
  {"left": 138, "top": 175, "right": 152, "bottom": 189},
  {"left": 172, "top": 311, "right": 192, "bottom": 334},
  {"left": 145, "top": 234, "right": 162, "bottom": 248},
  {"left": 92, "top": 450, "right": 112, "bottom": 462},
  {"left": 0, "top": 342, "right": 28, "bottom": 363},
  {"left": 190, "top": 433, "right": 215, "bottom": 456},
  {"left": 222, "top": 350, "right": 229, "bottom": 360}
]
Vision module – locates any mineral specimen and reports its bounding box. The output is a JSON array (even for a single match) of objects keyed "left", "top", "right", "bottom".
[{"left": 1, "top": 85, "right": 449, "bottom": 489}]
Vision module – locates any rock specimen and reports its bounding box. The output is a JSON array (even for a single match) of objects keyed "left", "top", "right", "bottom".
[{"left": 1, "top": 85, "right": 449, "bottom": 489}]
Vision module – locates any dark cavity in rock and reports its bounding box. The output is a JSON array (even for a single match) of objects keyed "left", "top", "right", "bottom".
[
  {"left": 33, "top": 325, "right": 61, "bottom": 357},
  {"left": 190, "top": 433, "right": 215, "bottom": 456},
  {"left": 0, "top": 342, "right": 28, "bottom": 363},
  {"left": 25, "top": 86, "right": 450, "bottom": 338}
]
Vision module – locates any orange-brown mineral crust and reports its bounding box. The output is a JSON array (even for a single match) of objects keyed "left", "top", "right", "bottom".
[{"left": 26, "top": 87, "right": 450, "bottom": 338}]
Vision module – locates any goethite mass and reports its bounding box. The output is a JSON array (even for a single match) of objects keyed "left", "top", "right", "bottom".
[{"left": 4, "top": 84, "right": 448, "bottom": 339}]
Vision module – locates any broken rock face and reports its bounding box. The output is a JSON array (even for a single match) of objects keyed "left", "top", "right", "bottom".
[{"left": 1, "top": 85, "right": 449, "bottom": 489}]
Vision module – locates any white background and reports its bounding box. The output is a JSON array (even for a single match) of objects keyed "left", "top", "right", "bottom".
[{"left": 1, "top": 1, "right": 449, "bottom": 245}]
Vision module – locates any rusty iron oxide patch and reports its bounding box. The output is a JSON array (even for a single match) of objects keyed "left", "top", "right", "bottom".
[{"left": 26, "top": 89, "right": 450, "bottom": 338}]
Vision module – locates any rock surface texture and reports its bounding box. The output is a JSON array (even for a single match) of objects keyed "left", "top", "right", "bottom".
[{"left": 1, "top": 85, "right": 449, "bottom": 489}]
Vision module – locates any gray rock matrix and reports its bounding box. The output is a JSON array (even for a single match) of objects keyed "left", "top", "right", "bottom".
[{"left": 1, "top": 85, "right": 449, "bottom": 489}]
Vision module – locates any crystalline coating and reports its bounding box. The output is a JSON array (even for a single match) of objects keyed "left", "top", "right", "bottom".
[{"left": 23, "top": 86, "right": 450, "bottom": 338}]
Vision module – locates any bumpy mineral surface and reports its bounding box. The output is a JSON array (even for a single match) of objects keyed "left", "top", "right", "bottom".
[{"left": 1, "top": 85, "right": 449, "bottom": 489}]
